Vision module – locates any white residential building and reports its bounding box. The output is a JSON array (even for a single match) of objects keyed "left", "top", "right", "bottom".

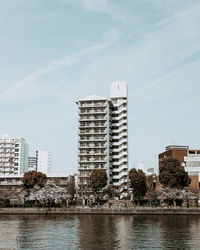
[
  {"left": 28, "top": 156, "right": 37, "bottom": 171},
  {"left": 110, "top": 82, "right": 128, "bottom": 195},
  {"left": 184, "top": 149, "right": 200, "bottom": 181},
  {"left": 76, "top": 82, "right": 128, "bottom": 197},
  {"left": 0, "top": 134, "right": 28, "bottom": 176},
  {"left": 36, "top": 150, "right": 52, "bottom": 175}
]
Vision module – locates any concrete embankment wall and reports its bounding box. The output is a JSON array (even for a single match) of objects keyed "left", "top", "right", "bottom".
[{"left": 1, "top": 207, "right": 200, "bottom": 215}]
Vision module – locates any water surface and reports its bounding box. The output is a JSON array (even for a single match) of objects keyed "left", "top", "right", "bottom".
[{"left": 0, "top": 214, "right": 200, "bottom": 249}]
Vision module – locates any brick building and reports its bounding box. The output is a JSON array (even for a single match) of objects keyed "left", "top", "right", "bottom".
[{"left": 159, "top": 145, "right": 200, "bottom": 192}]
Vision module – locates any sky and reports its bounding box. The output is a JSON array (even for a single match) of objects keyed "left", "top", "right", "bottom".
[{"left": 0, "top": 0, "right": 200, "bottom": 175}]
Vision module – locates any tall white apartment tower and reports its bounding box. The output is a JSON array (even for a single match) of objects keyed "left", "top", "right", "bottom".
[
  {"left": 36, "top": 150, "right": 52, "bottom": 175},
  {"left": 0, "top": 134, "right": 29, "bottom": 176},
  {"left": 77, "top": 82, "right": 128, "bottom": 197},
  {"left": 76, "top": 95, "right": 112, "bottom": 188},
  {"left": 110, "top": 82, "right": 128, "bottom": 195}
]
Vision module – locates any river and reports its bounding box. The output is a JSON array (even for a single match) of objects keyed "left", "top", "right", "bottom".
[{"left": 1, "top": 214, "right": 200, "bottom": 249}]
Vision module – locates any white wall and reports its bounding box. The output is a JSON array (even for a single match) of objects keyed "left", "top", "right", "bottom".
[{"left": 110, "top": 81, "right": 127, "bottom": 99}]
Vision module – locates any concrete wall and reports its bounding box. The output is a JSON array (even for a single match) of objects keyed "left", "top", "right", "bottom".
[{"left": 1, "top": 207, "right": 200, "bottom": 215}]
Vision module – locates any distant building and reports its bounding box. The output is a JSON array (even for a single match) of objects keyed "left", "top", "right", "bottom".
[
  {"left": 146, "top": 168, "right": 155, "bottom": 175},
  {"left": 76, "top": 82, "right": 128, "bottom": 198},
  {"left": 159, "top": 145, "right": 200, "bottom": 191},
  {"left": 0, "top": 134, "right": 28, "bottom": 176},
  {"left": 158, "top": 145, "right": 189, "bottom": 168},
  {"left": 28, "top": 156, "right": 37, "bottom": 171},
  {"left": 184, "top": 149, "right": 200, "bottom": 183},
  {"left": 36, "top": 150, "right": 52, "bottom": 175}
]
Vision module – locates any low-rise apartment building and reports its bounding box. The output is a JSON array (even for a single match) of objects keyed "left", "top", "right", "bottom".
[{"left": 0, "top": 134, "right": 28, "bottom": 176}]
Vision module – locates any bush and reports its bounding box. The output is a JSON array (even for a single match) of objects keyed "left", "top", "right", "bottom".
[
  {"left": 159, "top": 158, "right": 191, "bottom": 189},
  {"left": 21, "top": 170, "right": 47, "bottom": 189}
]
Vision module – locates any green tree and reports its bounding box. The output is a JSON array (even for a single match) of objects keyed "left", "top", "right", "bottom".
[
  {"left": 89, "top": 169, "right": 108, "bottom": 193},
  {"left": 67, "top": 176, "right": 76, "bottom": 200},
  {"left": 103, "top": 185, "right": 119, "bottom": 200},
  {"left": 146, "top": 174, "right": 158, "bottom": 205},
  {"left": 129, "top": 168, "right": 147, "bottom": 203},
  {"left": 159, "top": 157, "right": 191, "bottom": 189},
  {"left": 21, "top": 170, "right": 46, "bottom": 189}
]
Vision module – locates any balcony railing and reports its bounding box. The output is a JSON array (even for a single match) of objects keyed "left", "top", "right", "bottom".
[
  {"left": 79, "top": 130, "right": 106, "bottom": 134},
  {"left": 79, "top": 103, "right": 107, "bottom": 107},
  {"left": 79, "top": 144, "right": 107, "bottom": 148},
  {"left": 79, "top": 116, "right": 107, "bottom": 121},
  {"left": 79, "top": 123, "right": 107, "bottom": 128}
]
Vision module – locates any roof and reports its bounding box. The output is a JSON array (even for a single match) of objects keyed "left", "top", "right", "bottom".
[{"left": 78, "top": 95, "right": 107, "bottom": 101}]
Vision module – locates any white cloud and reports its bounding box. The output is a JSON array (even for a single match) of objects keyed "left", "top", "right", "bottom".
[
  {"left": 79, "top": 0, "right": 125, "bottom": 21},
  {"left": 59, "top": 0, "right": 125, "bottom": 21},
  {"left": 0, "top": 29, "right": 119, "bottom": 101}
]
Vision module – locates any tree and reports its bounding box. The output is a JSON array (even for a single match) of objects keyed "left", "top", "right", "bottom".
[
  {"left": 89, "top": 169, "right": 108, "bottom": 193},
  {"left": 21, "top": 170, "right": 47, "bottom": 189},
  {"left": 103, "top": 185, "right": 119, "bottom": 200},
  {"left": 129, "top": 168, "right": 147, "bottom": 203},
  {"left": 158, "top": 187, "right": 198, "bottom": 206},
  {"left": 159, "top": 158, "right": 191, "bottom": 189},
  {"left": 146, "top": 174, "right": 158, "bottom": 205},
  {"left": 67, "top": 176, "right": 76, "bottom": 200},
  {"left": 26, "top": 180, "right": 70, "bottom": 207}
]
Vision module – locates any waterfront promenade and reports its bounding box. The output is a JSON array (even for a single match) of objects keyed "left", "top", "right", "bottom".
[{"left": 1, "top": 207, "right": 200, "bottom": 215}]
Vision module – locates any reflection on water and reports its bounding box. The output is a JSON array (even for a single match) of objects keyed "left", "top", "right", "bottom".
[{"left": 0, "top": 214, "right": 200, "bottom": 249}]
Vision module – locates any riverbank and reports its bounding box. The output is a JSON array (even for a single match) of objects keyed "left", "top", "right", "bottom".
[{"left": 1, "top": 207, "right": 200, "bottom": 215}]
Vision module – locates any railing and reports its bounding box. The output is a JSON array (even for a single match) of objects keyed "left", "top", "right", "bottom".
[
  {"left": 112, "top": 164, "right": 128, "bottom": 173},
  {"left": 79, "top": 151, "right": 106, "bottom": 155},
  {"left": 78, "top": 158, "right": 107, "bottom": 162},
  {"left": 79, "top": 137, "right": 107, "bottom": 142},
  {"left": 112, "top": 138, "right": 127, "bottom": 146},
  {"left": 79, "top": 130, "right": 106, "bottom": 134},
  {"left": 112, "top": 145, "right": 127, "bottom": 153},
  {"left": 79, "top": 103, "right": 107, "bottom": 107},
  {"left": 112, "top": 131, "right": 128, "bottom": 140},
  {"left": 79, "top": 123, "right": 107, "bottom": 128},
  {"left": 79, "top": 144, "right": 107, "bottom": 148},
  {"left": 79, "top": 117, "right": 107, "bottom": 121},
  {"left": 79, "top": 110, "right": 107, "bottom": 114},
  {"left": 112, "top": 171, "right": 127, "bottom": 180},
  {"left": 112, "top": 151, "right": 127, "bottom": 159},
  {"left": 112, "top": 157, "right": 128, "bottom": 166}
]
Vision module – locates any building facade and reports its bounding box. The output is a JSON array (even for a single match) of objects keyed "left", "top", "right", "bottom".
[
  {"left": 158, "top": 145, "right": 189, "bottom": 168},
  {"left": 36, "top": 150, "right": 52, "bottom": 175},
  {"left": 159, "top": 145, "right": 200, "bottom": 191},
  {"left": 0, "top": 134, "right": 28, "bottom": 176},
  {"left": 184, "top": 149, "right": 200, "bottom": 183},
  {"left": 110, "top": 82, "right": 128, "bottom": 195},
  {"left": 28, "top": 156, "right": 37, "bottom": 171},
  {"left": 77, "top": 82, "right": 128, "bottom": 197}
]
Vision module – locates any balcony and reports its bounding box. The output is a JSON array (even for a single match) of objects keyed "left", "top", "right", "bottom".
[
  {"left": 78, "top": 165, "right": 107, "bottom": 170},
  {"left": 78, "top": 158, "right": 107, "bottom": 163},
  {"left": 79, "top": 103, "right": 107, "bottom": 107},
  {"left": 79, "top": 123, "right": 107, "bottom": 128},
  {"left": 79, "top": 151, "right": 106, "bottom": 155},
  {"left": 79, "top": 144, "right": 107, "bottom": 149},
  {"left": 79, "top": 116, "right": 107, "bottom": 121},
  {"left": 79, "top": 137, "right": 107, "bottom": 142},
  {"left": 79, "top": 109, "right": 107, "bottom": 114},
  {"left": 79, "top": 130, "right": 106, "bottom": 135}
]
